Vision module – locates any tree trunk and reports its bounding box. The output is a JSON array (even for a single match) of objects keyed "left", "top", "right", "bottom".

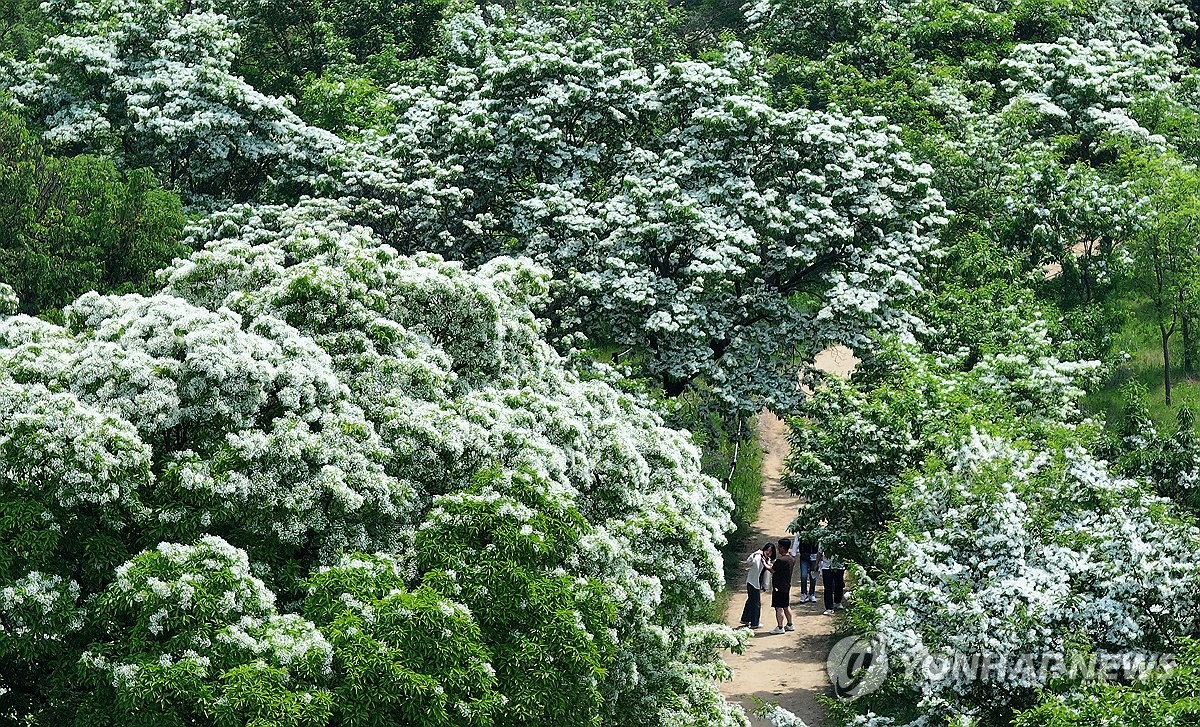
[
  {"left": 1163, "top": 325, "right": 1174, "bottom": 406},
  {"left": 1078, "top": 253, "right": 1093, "bottom": 304},
  {"left": 1185, "top": 314, "right": 1195, "bottom": 376},
  {"left": 662, "top": 374, "right": 689, "bottom": 398}
]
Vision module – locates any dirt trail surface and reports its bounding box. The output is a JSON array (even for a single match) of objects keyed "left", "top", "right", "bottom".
[
  {"left": 1040, "top": 239, "right": 1095, "bottom": 280},
  {"left": 718, "top": 345, "right": 859, "bottom": 727}
]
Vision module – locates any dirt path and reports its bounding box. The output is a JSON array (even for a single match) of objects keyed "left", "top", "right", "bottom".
[
  {"left": 719, "top": 345, "right": 859, "bottom": 727},
  {"left": 1040, "top": 239, "right": 1095, "bottom": 280}
]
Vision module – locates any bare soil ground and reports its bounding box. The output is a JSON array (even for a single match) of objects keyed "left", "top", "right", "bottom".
[
  {"left": 1040, "top": 239, "right": 1096, "bottom": 280},
  {"left": 718, "top": 345, "right": 858, "bottom": 727}
]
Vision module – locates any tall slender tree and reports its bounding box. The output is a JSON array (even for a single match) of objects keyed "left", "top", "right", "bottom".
[{"left": 1133, "top": 157, "right": 1200, "bottom": 404}]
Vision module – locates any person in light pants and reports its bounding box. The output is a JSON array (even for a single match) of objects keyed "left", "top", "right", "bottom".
[{"left": 789, "top": 534, "right": 819, "bottom": 603}]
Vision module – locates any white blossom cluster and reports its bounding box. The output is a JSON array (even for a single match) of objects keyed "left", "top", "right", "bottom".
[
  {"left": 165, "top": 199, "right": 738, "bottom": 652},
  {"left": 0, "top": 195, "right": 742, "bottom": 724},
  {"left": 970, "top": 319, "right": 1103, "bottom": 421},
  {"left": 872, "top": 433, "right": 1200, "bottom": 720},
  {"left": 0, "top": 377, "right": 153, "bottom": 510},
  {"left": 81, "top": 537, "right": 333, "bottom": 710},
  {"left": 998, "top": 157, "right": 1146, "bottom": 270},
  {"left": 742, "top": 0, "right": 892, "bottom": 47},
  {"left": 5, "top": 0, "right": 341, "bottom": 197},
  {"left": 1001, "top": 35, "right": 1176, "bottom": 142},
  {"left": 0, "top": 572, "right": 84, "bottom": 657},
  {"left": 0, "top": 290, "right": 412, "bottom": 562},
  {"left": 1072, "top": 0, "right": 1196, "bottom": 48},
  {"left": 339, "top": 6, "right": 947, "bottom": 414},
  {"left": 0, "top": 284, "right": 17, "bottom": 316}
]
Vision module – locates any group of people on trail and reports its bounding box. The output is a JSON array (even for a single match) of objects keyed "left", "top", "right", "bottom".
[{"left": 738, "top": 535, "right": 846, "bottom": 634}]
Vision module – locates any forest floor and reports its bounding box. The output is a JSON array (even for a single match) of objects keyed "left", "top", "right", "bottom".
[
  {"left": 1084, "top": 291, "right": 1200, "bottom": 432},
  {"left": 718, "top": 345, "right": 859, "bottom": 727}
]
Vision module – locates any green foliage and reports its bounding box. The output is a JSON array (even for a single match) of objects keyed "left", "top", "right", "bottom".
[
  {"left": 1128, "top": 155, "right": 1200, "bottom": 326},
  {"left": 1016, "top": 640, "right": 1200, "bottom": 727},
  {"left": 755, "top": 0, "right": 1086, "bottom": 121},
  {"left": 723, "top": 429, "right": 763, "bottom": 538},
  {"left": 305, "top": 555, "right": 501, "bottom": 727},
  {"left": 1085, "top": 290, "right": 1200, "bottom": 425},
  {"left": 215, "top": 0, "right": 331, "bottom": 98},
  {"left": 0, "top": 0, "right": 51, "bottom": 61},
  {"left": 1099, "top": 378, "right": 1200, "bottom": 517},
  {"left": 669, "top": 406, "right": 762, "bottom": 536},
  {"left": 0, "top": 113, "right": 186, "bottom": 317},
  {"left": 299, "top": 74, "right": 389, "bottom": 134},
  {"left": 319, "top": 0, "right": 450, "bottom": 68},
  {"left": 218, "top": 0, "right": 448, "bottom": 103},
  {"left": 414, "top": 470, "right": 616, "bottom": 727},
  {"left": 1133, "top": 83, "right": 1200, "bottom": 162},
  {"left": 708, "top": 420, "right": 763, "bottom": 614}
]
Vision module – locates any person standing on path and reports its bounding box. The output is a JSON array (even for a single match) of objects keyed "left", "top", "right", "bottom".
[
  {"left": 762, "top": 543, "right": 776, "bottom": 594},
  {"left": 768, "top": 538, "right": 795, "bottom": 634},
  {"left": 790, "top": 535, "right": 819, "bottom": 603},
  {"left": 739, "top": 544, "right": 772, "bottom": 629},
  {"left": 819, "top": 544, "right": 846, "bottom": 615}
]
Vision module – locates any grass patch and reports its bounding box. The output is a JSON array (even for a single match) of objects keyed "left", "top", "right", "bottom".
[
  {"left": 1084, "top": 293, "right": 1200, "bottom": 431},
  {"left": 708, "top": 420, "right": 764, "bottom": 621},
  {"left": 726, "top": 426, "right": 765, "bottom": 534}
]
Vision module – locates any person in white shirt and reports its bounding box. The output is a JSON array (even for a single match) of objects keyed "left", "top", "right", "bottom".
[{"left": 738, "top": 543, "right": 772, "bottom": 629}]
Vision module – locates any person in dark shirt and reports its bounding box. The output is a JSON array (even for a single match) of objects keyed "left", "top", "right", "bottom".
[
  {"left": 767, "top": 537, "right": 795, "bottom": 634},
  {"left": 819, "top": 543, "right": 847, "bottom": 615},
  {"left": 790, "top": 536, "right": 820, "bottom": 604}
]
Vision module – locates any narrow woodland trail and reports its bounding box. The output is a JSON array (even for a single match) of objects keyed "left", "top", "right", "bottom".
[{"left": 719, "top": 345, "right": 859, "bottom": 727}]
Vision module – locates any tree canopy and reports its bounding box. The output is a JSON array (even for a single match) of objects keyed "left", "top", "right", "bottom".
[
  {"left": 9, "top": 0, "right": 1200, "bottom": 724},
  {"left": 0, "top": 205, "right": 740, "bottom": 725}
]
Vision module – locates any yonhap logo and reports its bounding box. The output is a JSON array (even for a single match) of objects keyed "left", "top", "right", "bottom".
[{"left": 827, "top": 634, "right": 888, "bottom": 699}]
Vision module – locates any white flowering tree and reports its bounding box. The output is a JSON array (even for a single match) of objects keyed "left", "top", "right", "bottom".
[
  {"left": 744, "top": 0, "right": 1196, "bottom": 303},
  {"left": 786, "top": 300, "right": 1200, "bottom": 727},
  {"left": 859, "top": 433, "right": 1200, "bottom": 724},
  {"left": 0, "top": 201, "right": 746, "bottom": 725},
  {"left": 339, "top": 7, "right": 947, "bottom": 415},
  {"left": 994, "top": 154, "right": 1142, "bottom": 302},
  {"left": 787, "top": 325, "right": 1200, "bottom": 725},
  {"left": 785, "top": 305, "right": 1101, "bottom": 569},
  {"left": 5, "top": 0, "right": 341, "bottom": 199},
  {"left": 76, "top": 537, "right": 338, "bottom": 727},
  {"left": 999, "top": 33, "right": 1178, "bottom": 146}
]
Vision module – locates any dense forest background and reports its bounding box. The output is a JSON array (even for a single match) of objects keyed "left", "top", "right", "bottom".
[{"left": 4, "top": 0, "right": 1200, "bottom": 725}]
